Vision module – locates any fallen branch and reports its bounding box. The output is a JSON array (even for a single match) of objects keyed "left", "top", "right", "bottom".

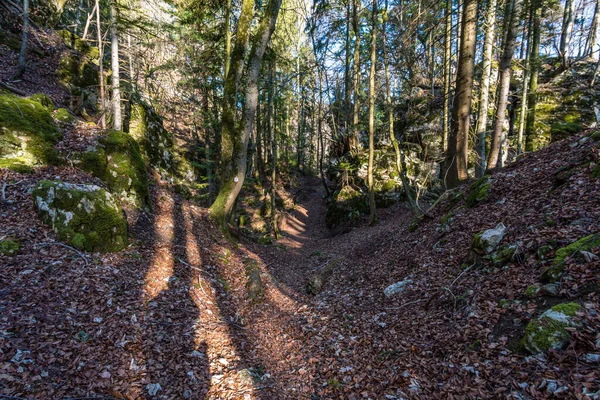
[
  {"left": 0, "top": 81, "right": 28, "bottom": 96},
  {"left": 36, "top": 242, "right": 89, "bottom": 266}
]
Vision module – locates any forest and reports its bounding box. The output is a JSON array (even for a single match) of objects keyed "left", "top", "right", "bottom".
[{"left": 0, "top": 0, "right": 600, "bottom": 397}]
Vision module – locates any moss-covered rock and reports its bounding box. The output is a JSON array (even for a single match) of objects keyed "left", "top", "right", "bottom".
[
  {"left": 472, "top": 223, "right": 506, "bottom": 255},
  {"left": 466, "top": 176, "right": 491, "bottom": 208},
  {"left": 129, "top": 101, "right": 174, "bottom": 170},
  {"left": 541, "top": 234, "right": 600, "bottom": 282},
  {"left": 522, "top": 302, "right": 581, "bottom": 354},
  {"left": 0, "top": 93, "right": 62, "bottom": 167},
  {"left": 524, "top": 284, "right": 540, "bottom": 297},
  {"left": 28, "top": 93, "right": 55, "bottom": 111},
  {"left": 0, "top": 239, "right": 21, "bottom": 256},
  {"left": 57, "top": 29, "right": 99, "bottom": 60},
  {"left": 54, "top": 108, "right": 75, "bottom": 123},
  {"left": 306, "top": 261, "right": 337, "bottom": 295},
  {"left": 78, "top": 130, "right": 150, "bottom": 208},
  {"left": 489, "top": 244, "right": 517, "bottom": 265},
  {"left": 57, "top": 52, "right": 99, "bottom": 88},
  {"left": 325, "top": 186, "right": 368, "bottom": 229},
  {"left": 32, "top": 180, "right": 128, "bottom": 253}
]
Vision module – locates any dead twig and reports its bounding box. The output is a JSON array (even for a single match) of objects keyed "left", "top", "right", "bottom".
[{"left": 36, "top": 242, "right": 89, "bottom": 266}]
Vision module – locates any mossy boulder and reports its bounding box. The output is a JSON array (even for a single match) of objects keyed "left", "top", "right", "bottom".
[
  {"left": 325, "top": 186, "right": 368, "bottom": 229},
  {"left": 129, "top": 101, "right": 174, "bottom": 171},
  {"left": 32, "top": 180, "right": 128, "bottom": 253},
  {"left": 541, "top": 234, "right": 600, "bottom": 282},
  {"left": 0, "top": 239, "right": 21, "bottom": 256},
  {"left": 78, "top": 130, "right": 150, "bottom": 208},
  {"left": 58, "top": 52, "right": 99, "bottom": 88},
  {"left": 466, "top": 176, "right": 491, "bottom": 208},
  {"left": 472, "top": 223, "right": 506, "bottom": 255},
  {"left": 306, "top": 261, "right": 337, "bottom": 295},
  {"left": 54, "top": 108, "right": 75, "bottom": 123},
  {"left": 0, "top": 93, "right": 62, "bottom": 167},
  {"left": 57, "top": 29, "right": 99, "bottom": 60},
  {"left": 28, "top": 93, "right": 55, "bottom": 111},
  {"left": 522, "top": 303, "right": 581, "bottom": 354}
]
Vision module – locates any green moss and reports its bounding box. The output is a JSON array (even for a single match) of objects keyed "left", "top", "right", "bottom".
[
  {"left": 592, "top": 165, "right": 600, "bottom": 179},
  {"left": 3, "top": 162, "right": 34, "bottom": 173},
  {"left": 408, "top": 217, "right": 421, "bottom": 232},
  {"left": 32, "top": 180, "right": 128, "bottom": 252},
  {"left": 326, "top": 186, "right": 368, "bottom": 229},
  {"left": 28, "top": 93, "right": 54, "bottom": 111},
  {"left": 57, "top": 52, "right": 99, "bottom": 88},
  {"left": 551, "top": 302, "right": 580, "bottom": 316},
  {"left": 591, "top": 130, "right": 600, "bottom": 141},
  {"left": 78, "top": 131, "right": 150, "bottom": 209},
  {"left": 129, "top": 102, "right": 174, "bottom": 171},
  {"left": 550, "top": 122, "right": 582, "bottom": 142},
  {"left": 0, "top": 239, "right": 21, "bottom": 256},
  {"left": 522, "top": 302, "right": 581, "bottom": 354},
  {"left": 258, "top": 235, "right": 273, "bottom": 245},
  {"left": 542, "top": 234, "right": 600, "bottom": 282},
  {"left": 489, "top": 245, "right": 517, "bottom": 265},
  {"left": 0, "top": 93, "right": 62, "bottom": 166},
  {"left": 441, "top": 212, "right": 454, "bottom": 225},
  {"left": 525, "top": 285, "right": 540, "bottom": 297},
  {"left": 57, "top": 29, "right": 99, "bottom": 60},
  {"left": 466, "top": 176, "right": 491, "bottom": 208},
  {"left": 55, "top": 108, "right": 75, "bottom": 123}
]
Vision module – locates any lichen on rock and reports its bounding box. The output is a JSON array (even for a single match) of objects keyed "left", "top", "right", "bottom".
[
  {"left": 32, "top": 180, "right": 128, "bottom": 253},
  {"left": 0, "top": 93, "right": 62, "bottom": 167},
  {"left": 522, "top": 302, "right": 581, "bottom": 354}
]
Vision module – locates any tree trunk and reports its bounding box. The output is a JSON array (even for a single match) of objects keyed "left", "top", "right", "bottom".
[
  {"left": 95, "top": 0, "right": 106, "bottom": 129},
  {"left": 15, "top": 0, "right": 29, "bottom": 79},
  {"left": 585, "top": 0, "right": 599, "bottom": 58},
  {"left": 445, "top": 0, "right": 478, "bottom": 188},
  {"left": 383, "top": 0, "right": 419, "bottom": 216},
  {"left": 367, "top": 0, "right": 377, "bottom": 225},
  {"left": 110, "top": 0, "right": 122, "bottom": 130},
  {"left": 487, "top": 0, "right": 521, "bottom": 170},
  {"left": 209, "top": 0, "right": 282, "bottom": 230},
  {"left": 517, "top": 10, "right": 533, "bottom": 155},
  {"left": 224, "top": 0, "right": 232, "bottom": 79},
  {"left": 442, "top": 0, "right": 452, "bottom": 154},
  {"left": 560, "top": 0, "right": 575, "bottom": 68},
  {"left": 351, "top": 0, "right": 362, "bottom": 153},
  {"left": 525, "top": 5, "right": 541, "bottom": 152},
  {"left": 474, "top": 0, "right": 496, "bottom": 177}
]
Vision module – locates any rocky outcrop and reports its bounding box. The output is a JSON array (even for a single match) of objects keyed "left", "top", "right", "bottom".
[
  {"left": 78, "top": 130, "right": 150, "bottom": 209},
  {"left": 32, "top": 180, "right": 128, "bottom": 253},
  {"left": 0, "top": 93, "right": 62, "bottom": 169}
]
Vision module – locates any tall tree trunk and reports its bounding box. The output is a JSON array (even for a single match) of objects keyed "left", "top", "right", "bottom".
[
  {"left": 210, "top": 0, "right": 282, "bottom": 230},
  {"left": 224, "top": 0, "right": 232, "bottom": 79},
  {"left": 367, "top": 0, "right": 377, "bottom": 224},
  {"left": 344, "top": 0, "right": 352, "bottom": 141},
  {"left": 445, "top": 0, "right": 478, "bottom": 188},
  {"left": 475, "top": 0, "right": 497, "bottom": 177},
  {"left": 15, "top": 0, "right": 29, "bottom": 79},
  {"left": 560, "top": 0, "right": 575, "bottom": 68},
  {"left": 517, "top": 10, "right": 533, "bottom": 155},
  {"left": 525, "top": 4, "right": 541, "bottom": 152},
  {"left": 110, "top": 0, "right": 122, "bottom": 130},
  {"left": 96, "top": 0, "right": 106, "bottom": 129},
  {"left": 74, "top": 0, "right": 85, "bottom": 35},
  {"left": 383, "top": 0, "right": 419, "bottom": 215},
  {"left": 442, "top": 0, "right": 452, "bottom": 154},
  {"left": 487, "top": 0, "right": 521, "bottom": 170},
  {"left": 351, "top": 0, "right": 362, "bottom": 153},
  {"left": 270, "top": 61, "right": 279, "bottom": 237},
  {"left": 585, "top": 0, "right": 600, "bottom": 58}
]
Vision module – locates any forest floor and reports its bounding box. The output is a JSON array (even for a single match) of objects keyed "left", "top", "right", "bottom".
[
  {"left": 2, "top": 129, "right": 600, "bottom": 399},
  {"left": 1, "top": 27, "right": 600, "bottom": 400}
]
